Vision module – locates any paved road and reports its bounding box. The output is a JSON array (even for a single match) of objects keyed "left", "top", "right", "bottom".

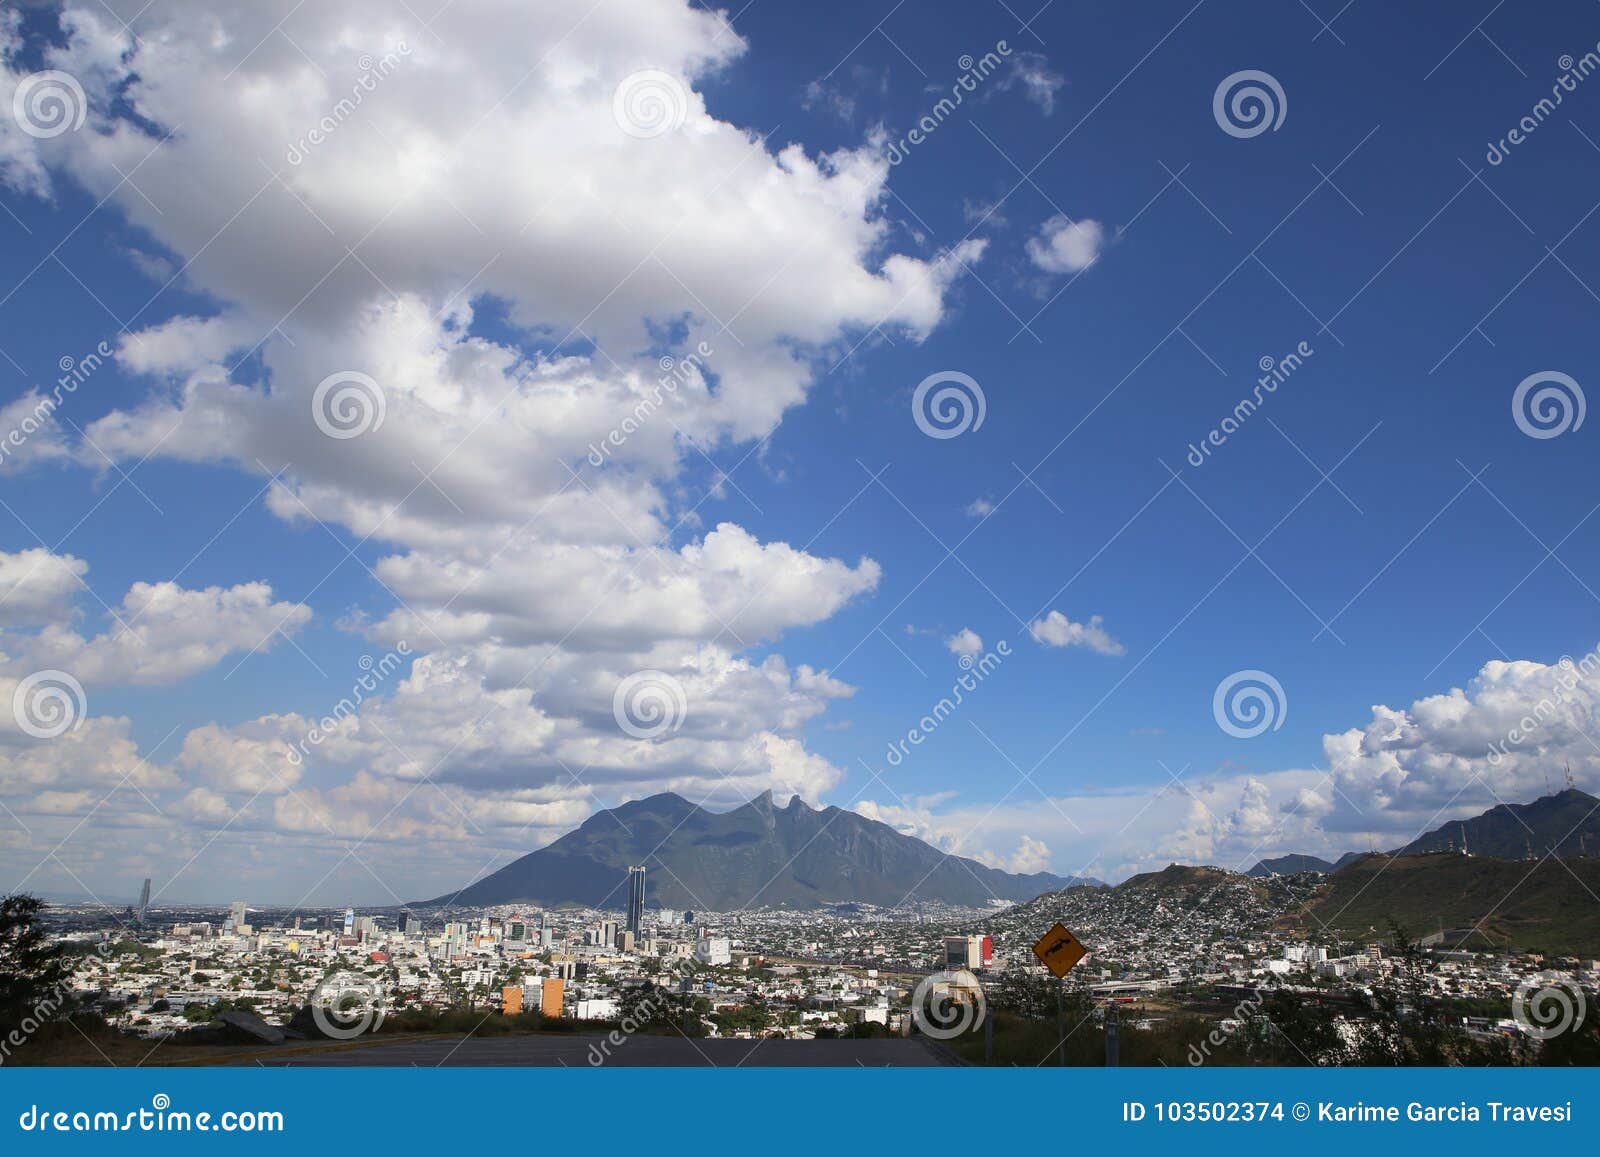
[{"left": 250, "top": 1034, "right": 956, "bottom": 1067}]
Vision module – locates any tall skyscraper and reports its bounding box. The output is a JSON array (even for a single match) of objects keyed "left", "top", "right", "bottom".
[
  {"left": 227, "top": 900, "right": 247, "bottom": 930},
  {"left": 626, "top": 864, "right": 646, "bottom": 936},
  {"left": 343, "top": 907, "right": 356, "bottom": 937},
  {"left": 137, "top": 878, "right": 151, "bottom": 924}
]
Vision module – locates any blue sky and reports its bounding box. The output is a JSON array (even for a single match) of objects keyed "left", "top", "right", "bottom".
[{"left": 2, "top": 0, "right": 1599, "bottom": 903}]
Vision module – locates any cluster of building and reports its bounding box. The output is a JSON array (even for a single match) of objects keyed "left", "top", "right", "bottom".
[{"left": 33, "top": 863, "right": 1598, "bottom": 1051}]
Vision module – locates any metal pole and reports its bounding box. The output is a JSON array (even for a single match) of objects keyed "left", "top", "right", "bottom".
[
  {"left": 1056, "top": 977, "right": 1065, "bottom": 1067},
  {"left": 1105, "top": 1002, "right": 1120, "bottom": 1067}
]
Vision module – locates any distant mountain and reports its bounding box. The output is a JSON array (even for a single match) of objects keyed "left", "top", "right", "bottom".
[
  {"left": 1116, "top": 863, "right": 1241, "bottom": 896},
  {"left": 415, "top": 791, "right": 1098, "bottom": 910},
  {"left": 998, "top": 862, "right": 1249, "bottom": 908},
  {"left": 1248, "top": 854, "right": 1336, "bottom": 877},
  {"left": 1305, "top": 852, "right": 1600, "bottom": 956},
  {"left": 1247, "top": 851, "right": 1366, "bottom": 877},
  {"left": 1393, "top": 788, "right": 1600, "bottom": 859},
  {"left": 1273, "top": 789, "right": 1600, "bottom": 954},
  {"left": 989, "top": 863, "right": 1317, "bottom": 948}
]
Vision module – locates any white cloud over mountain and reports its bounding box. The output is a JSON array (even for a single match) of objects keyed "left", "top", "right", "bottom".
[
  {"left": 0, "top": 0, "right": 976, "bottom": 899},
  {"left": 1316, "top": 655, "right": 1600, "bottom": 833}
]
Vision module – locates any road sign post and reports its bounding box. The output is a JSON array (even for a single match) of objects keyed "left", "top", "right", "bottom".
[{"left": 1032, "top": 922, "right": 1088, "bottom": 1067}]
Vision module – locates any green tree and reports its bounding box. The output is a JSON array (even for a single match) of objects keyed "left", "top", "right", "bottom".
[
  {"left": 1241, "top": 991, "right": 1348, "bottom": 1065},
  {"left": 988, "top": 969, "right": 1084, "bottom": 1022},
  {"left": 1539, "top": 990, "right": 1600, "bottom": 1066},
  {"left": 618, "top": 983, "right": 708, "bottom": 1037},
  {"left": 0, "top": 895, "right": 77, "bottom": 1037}
]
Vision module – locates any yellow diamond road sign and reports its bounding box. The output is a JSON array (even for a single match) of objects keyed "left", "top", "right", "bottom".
[{"left": 1032, "top": 922, "right": 1087, "bottom": 978}]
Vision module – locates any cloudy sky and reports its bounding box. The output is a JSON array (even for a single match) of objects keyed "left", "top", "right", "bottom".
[{"left": 1, "top": 0, "right": 1598, "bottom": 906}]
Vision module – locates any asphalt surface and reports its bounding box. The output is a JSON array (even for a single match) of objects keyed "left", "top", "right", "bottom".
[{"left": 248, "top": 1034, "right": 957, "bottom": 1066}]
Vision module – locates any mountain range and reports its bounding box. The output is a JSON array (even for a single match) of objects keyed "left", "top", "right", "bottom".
[
  {"left": 415, "top": 791, "right": 1099, "bottom": 911},
  {"left": 1394, "top": 787, "right": 1600, "bottom": 858},
  {"left": 416, "top": 787, "right": 1597, "bottom": 929}
]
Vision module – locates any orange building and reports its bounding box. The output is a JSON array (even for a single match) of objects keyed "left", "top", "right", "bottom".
[
  {"left": 540, "top": 977, "right": 564, "bottom": 1017},
  {"left": 501, "top": 986, "right": 523, "bottom": 1015}
]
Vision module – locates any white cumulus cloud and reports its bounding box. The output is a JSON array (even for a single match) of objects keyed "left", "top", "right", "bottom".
[
  {"left": 1028, "top": 610, "right": 1125, "bottom": 656},
  {"left": 945, "top": 628, "right": 984, "bottom": 659},
  {"left": 1026, "top": 215, "right": 1106, "bottom": 274}
]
